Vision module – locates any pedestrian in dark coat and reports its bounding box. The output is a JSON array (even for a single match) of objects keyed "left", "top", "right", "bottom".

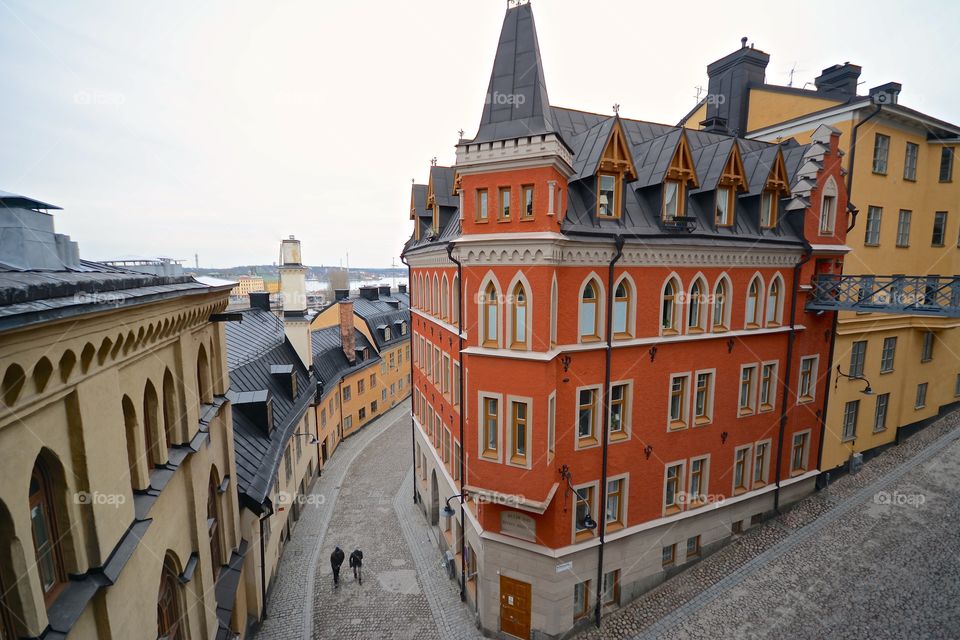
[
  {"left": 330, "top": 546, "right": 345, "bottom": 587},
  {"left": 349, "top": 549, "right": 364, "bottom": 584}
]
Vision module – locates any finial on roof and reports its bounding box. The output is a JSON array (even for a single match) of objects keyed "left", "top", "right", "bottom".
[
  {"left": 741, "top": 36, "right": 748, "bottom": 49},
  {"left": 457, "top": 128, "right": 464, "bottom": 139},
  {"left": 613, "top": 103, "right": 620, "bottom": 115},
  {"left": 430, "top": 157, "right": 438, "bottom": 166}
]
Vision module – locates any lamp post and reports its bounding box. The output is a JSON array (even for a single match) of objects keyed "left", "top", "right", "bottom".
[
  {"left": 558, "top": 465, "right": 598, "bottom": 531},
  {"left": 441, "top": 494, "right": 467, "bottom": 601},
  {"left": 835, "top": 365, "right": 874, "bottom": 396}
]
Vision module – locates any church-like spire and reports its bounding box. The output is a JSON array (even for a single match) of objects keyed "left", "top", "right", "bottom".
[{"left": 472, "top": 2, "right": 555, "bottom": 144}]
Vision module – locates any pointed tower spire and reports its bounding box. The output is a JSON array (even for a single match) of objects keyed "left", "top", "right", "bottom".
[{"left": 472, "top": 3, "right": 555, "bottom": 144}]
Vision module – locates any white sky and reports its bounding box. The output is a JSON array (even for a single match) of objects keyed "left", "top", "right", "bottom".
[{"left": 1, "top": 0, "right": 956, "bottom": 268}]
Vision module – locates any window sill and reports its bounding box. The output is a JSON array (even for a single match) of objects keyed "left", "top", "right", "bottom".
[
  {"left": 797, "top": 396, "right": 815, "bottom": 404},
  {"left": 661, "top": 329, "right": 680, "bottom": 337},
  {"left": 694, "top": 417, "right": 712, "bottom": 427},
  {"left": 733, "top": 487, "right": 748, "bottom": 496},
  {"left": 712, "top": 326, "right": 728, "bottom": 333},
  {"left": 481, "top": 451, "right": 499, "bottom": 461},
  {"left": 577, "top": 437, "right": 600, "bottom": 449},
  {"left": 915, "top": 404, "right": 926, "bottom": 410},
  {"left": 663, "top": 505, "right": 682, "bottom": 516},
  {"left": 606, "top": 521, "right": 624, "bottom": 533},
  {"left": 738, "top": 409, "right": 755, "bottom": 417},
  {"left": 872, "top": 170, "right": 888, "bottom": 176},
  {"left": 668, "top": 421, "right": 688, "bottom": 432},
  {"left": 790, "top": 468, "right": 807, "bottom": 477},
  {"left": 574, "top": 530, "right": 596, "bottom": 542},
  {"left": 508, "top": 455, "right": 528, "bottom": 467},
  {"left": 687, "top": 327, "right": 705, "bottom": 335},
  {"left": 580, "top": 336, "right": 602, "bottom": 344},
  {"left": 609, "top": 430, "right": 629, "bottom": 442},
  {"left": 497, "top": 218, "right": 511, "bottom": 224},
  {"left": 759, "top": 404, "right": 774, "bottom": 413},
  {"left": 613, "top": 332, "right": 633, "bottom": 341},
  {"left": 474, "top": 218, "right": 489, "bottom": 224}
]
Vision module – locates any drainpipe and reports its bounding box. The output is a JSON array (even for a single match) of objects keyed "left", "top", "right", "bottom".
[
  {"left": 446, "top": 242, "right": 467, "bottom": 603},
  {"left": 773, "top": 242, "right": 812, "bottom": 513},
  {"left": 258, "top": 505, "right": 272, "bottom": 620},
  {"left": 845, "top": 104, "right": 882, "bottom": 232},
  {"left": 594, "top": 234, "right": 624, "bottom": 628},
  {"left": 400, "top": 252, "right": 418, "bottom": 505}
]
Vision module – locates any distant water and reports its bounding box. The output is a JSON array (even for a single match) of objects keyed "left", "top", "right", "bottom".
[{"left": 305, "top": 278, "right": 408, "bottom": 292}]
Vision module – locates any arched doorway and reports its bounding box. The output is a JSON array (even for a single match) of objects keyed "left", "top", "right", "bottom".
[{"left": 429, "top": 470, "right": 439, "bottom": 526}]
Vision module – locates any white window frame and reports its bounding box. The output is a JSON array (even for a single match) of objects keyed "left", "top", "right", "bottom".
[
  {"left": 505, "top": 395, "right": 533, "bottom": 470},
  {"left": 662, "top": 460, "right": 686, "bottom": 515},
  {"left": 790, "top": 429, "right": 812, "bottom": 474},
  {"left": 798, "top": 355, "right": 819, "bottom": 403},
  {"left": 575, "top": 384, "right": 602, "bottom": 449},
  {"left": 477, "top": 391, "right": 503, "bottom": 463},
  {"left": 687, "top": 454, "right": 710, "bottom": 508},
  {"left": 608, "top": 379, "right": 633, "bottom": 442},
  {"left": 759, "top": 360, "right": 779, "bottom": 413},
  {"left": 667, "top": 373, "right": 691, "bottom": 431},
  {"left": 693, "top": 368, "right": 715, "bottom": 426},
  {"left": 732, "top": 444, "right": 753, "bottom": 494},
  {"left": 752, "top": 439, "right": 772, "bottom": 487},
  {"left": 738, "top": 363, "right": 759, "bottom": 416}
]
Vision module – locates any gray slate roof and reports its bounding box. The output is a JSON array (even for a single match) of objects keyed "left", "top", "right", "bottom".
[{"left": 225, "top": 307, "right": 314, "bottom": 512}]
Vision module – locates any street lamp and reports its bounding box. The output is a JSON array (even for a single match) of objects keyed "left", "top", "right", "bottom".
[
  {"left": 441, "top": 493, "right": 467, "bottom": 602},
  {"left": 558, "top": 464, "right": 597, "bottom": 531},
  {"left": 836, "top": 365, "right": 874, "bottom": 395},
  {"left": 293, "top": 432, "right": 320, "bottom": 445}
]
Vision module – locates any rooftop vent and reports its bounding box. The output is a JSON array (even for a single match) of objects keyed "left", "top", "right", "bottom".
[
  {"left": 378, "top": 285, "right": 391, "bottom": 297},
  {"left": 359, "top": 286, "right": 379, "bottom": 301},
  {"left": 814, "top": 63, "right": 862, "bottom": 98},
  {"left": 249, "top": 291, "right": 271, "bottom": 311},
  {"left": 334, "top": 288, "right": 350, "bottom": 301}
]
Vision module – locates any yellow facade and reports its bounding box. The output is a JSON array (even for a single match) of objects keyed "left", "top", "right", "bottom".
[
  {"left": 231, "top": 275, "right": 266, "bottom": 298},
  {"left": 310, "top": 302, "right": 412, "bottom": 441},
  {"left": 0, "top": 286, "right": 247, "bottom": 639},
  {"left": 689, "top": 87, "right": 960, "bottom": 470}
]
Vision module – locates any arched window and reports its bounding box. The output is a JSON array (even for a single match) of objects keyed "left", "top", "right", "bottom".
[
  {"left": 661, "top": 277, "right": 680, "bottom": 334},
  {"left": 766, "top": 276, "right": 783, "bottom": 327},
  {"left": 482, "top": 282, "right": 499, "bottom": 348},
  {"left": 441, "top": 276, "right": 449, "bottom": 320},
  {"left": 613, "top": 278, "right": 632, "bottom": 338},
  {"left": 713, "top": 277, "right": 729, "bottom": 331},
  {"left": 433, "top": 275, "right": 440, "bottom": 315},
  {"left": 451, "top": 275, "right": 460, "bottom": 324},
  {"left": 746, "top": 277, "right": 762, "bottom": 327},
  {"left": 549, "top": 277, "right": 558, "bottom": 347},
  {"left": 207, "top": 471, "right": 223, "bottom": 577},
  {"left": 196, "top": 345, "right": 211, "bottom": 405},
  {"left": 425, "top": 276, "right": 432, "bottom": 314},
  {"left": 157, "top": 555, "right": 185, "bottom": 639},
  {"left": 688, "top": 278, "right": 706, "bottom": 333},
  {"left": 162, "top": 370, "right": 178, "bottom": 448},
  {"left": 29, "top": 459, "right": 65, "bottom": 604},
  {"left": 143, "top": 381, "right": 164, "bottom": 468},
  {"left": 510, "top": 282, "right": 528, "bottom": 349},
  {"left": 123, "top": 395, "right": 148, "bottom": 490},
  {"left": 579, "top": 279, "right": 602, "bottom": 341}
]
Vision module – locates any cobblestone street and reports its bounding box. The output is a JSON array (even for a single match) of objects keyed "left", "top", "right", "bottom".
[{"left": 578, "top": 410, "right": 960, "bottom": 640}]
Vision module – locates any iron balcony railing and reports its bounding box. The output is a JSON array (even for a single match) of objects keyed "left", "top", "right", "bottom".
[{"left": 807, "top": 274, "right": 960, "bottom": 317}]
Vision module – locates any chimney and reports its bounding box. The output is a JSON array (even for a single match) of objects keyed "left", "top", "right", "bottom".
[
  {"left": 814, "top": 63, "right": 862, "bottom": 98},
  {"left": 398, "top": 284, "right": 407, "bottom": 294},
  {"left": 334, "top": 288, "right": 350, "bottom": 301},
  {"left": 701, "top": 38, "right": 770, "bottom": 136},
  {"left": 868, "top": 82, "right": 901, "bottom": 106},
  {"left": 339, "top": 300, "right": 356, "bottom": 363},
  {"left": 359, "top": 286, "right": 379, "bottom": 301},
  {"left": 249, "top": 291, "right": 271, "bottom": 311},
  {"left": 378, "top": 284, "right": 391, "bottom": 297},
  {"left": 279, "top": 236, "right": 312, "bottom": 369}
]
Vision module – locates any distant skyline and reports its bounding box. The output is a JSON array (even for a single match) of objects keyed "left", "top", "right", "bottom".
[{"left": 2, "top": 0, "right": 957, "bottom": 268}]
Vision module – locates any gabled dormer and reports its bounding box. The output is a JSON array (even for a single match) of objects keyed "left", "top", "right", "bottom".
[
  {"left": 760, "top": 148, "right": 790, "bottom": 229},
  {"left": 714, "top": 143, "right": 747, "bottom": 228},
  {"left": 596, "top": 118, "right": 637, "bottom": 219},
  {"left": 662, "top": 131, "right": 699, "bottom": 223}
]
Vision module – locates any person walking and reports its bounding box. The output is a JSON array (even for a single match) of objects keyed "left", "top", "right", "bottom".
[
  {"left": 330, "top": 546, "right": 345, "bottom": 588},
  {"left": 349, "top": 549, "right": 364, "bottom": 585}
]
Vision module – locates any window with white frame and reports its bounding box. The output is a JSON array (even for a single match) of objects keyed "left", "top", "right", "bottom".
[
  {"left": 668, "top": 374, "right": 689, "bottom": 429},
  {"left": 753, "top": 441, "right": 770, "bottom": 487},
  {"left": 874, "top": 393, "right": 889, "bottom": 432},
  {"left": 733, "top": 445, "right": 751, "bottom": 494},
  {"left": 694, "top": 370, "right": 714, "bottom": 425},
  {"left": 791, "top": 431, "right": 810, "bottom": 474},
  {"left": 865, "top": 206, "right": 882, "bottom": 246},
  {"left": 798, "top": 356, "right": 818, "bottom": 402},
  {"left": 842, "top": 400, "right": 859, "bottom": 441},
  {"left": 739, "top": 365, "right": 758, "bottom": 415}
]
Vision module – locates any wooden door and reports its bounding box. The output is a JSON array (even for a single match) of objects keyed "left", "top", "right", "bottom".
[{"left": 500, "top": 575, "right": 531, "bottom": 639}]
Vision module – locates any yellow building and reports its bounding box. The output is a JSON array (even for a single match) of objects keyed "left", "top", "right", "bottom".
[
  {"left": 0, "top": 191, "right": 246, "bottom": 639},
  {"left": 310, "top": 285, "right": 411, "bottom": 443},
  {"left": 231, "top": 275, "right": 266, "bottom": 299},
  {"left": 681, "top": 47, "right": 960, "bottom": 472}
]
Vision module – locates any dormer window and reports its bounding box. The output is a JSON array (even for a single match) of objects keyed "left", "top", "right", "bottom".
[
  {"left": 662, "top": 180, "right": 684, "bottom": 221},
  {"left": 715, "top": 186, "right": 734, "bottom": 226},
  {"left": 598, "top": 174, "right": 619, "bottom": 218},
  {"left": 819, "top": 176, "right": 839, "bottom": 236},
  {"left": 760, "top": 191, "right": 776, "bottom": 228},
  {"left": 384, "top": 327, "right": 391, "bottom": 341}
]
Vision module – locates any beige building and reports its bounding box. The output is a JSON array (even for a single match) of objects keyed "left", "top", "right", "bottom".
[{"left": 0, "top": 191, "right": 246, "bottom": 639}]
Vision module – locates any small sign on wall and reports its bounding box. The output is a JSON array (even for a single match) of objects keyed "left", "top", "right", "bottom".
[
  {"left": 556, "top": 561, "right": 572, "bottom": 573},
  {"left": 500, "top": 511, "right": 537, "bottom": 542}
]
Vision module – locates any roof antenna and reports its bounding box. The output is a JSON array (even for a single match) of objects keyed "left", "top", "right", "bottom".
[
  {"left": 457, "top": 128, "right": 464, "bottom": 140},
  {"left": 430, "top": 156, "right": 438, "bottom": 166}
]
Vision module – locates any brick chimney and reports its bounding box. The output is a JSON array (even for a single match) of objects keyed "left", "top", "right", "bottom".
[{"left": 339, "top": 300, "right": 356, "bottom": 363}]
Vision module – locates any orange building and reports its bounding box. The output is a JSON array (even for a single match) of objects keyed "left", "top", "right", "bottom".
[{"left": 403, "top": 5, "right": 849, "bottom": 638}]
